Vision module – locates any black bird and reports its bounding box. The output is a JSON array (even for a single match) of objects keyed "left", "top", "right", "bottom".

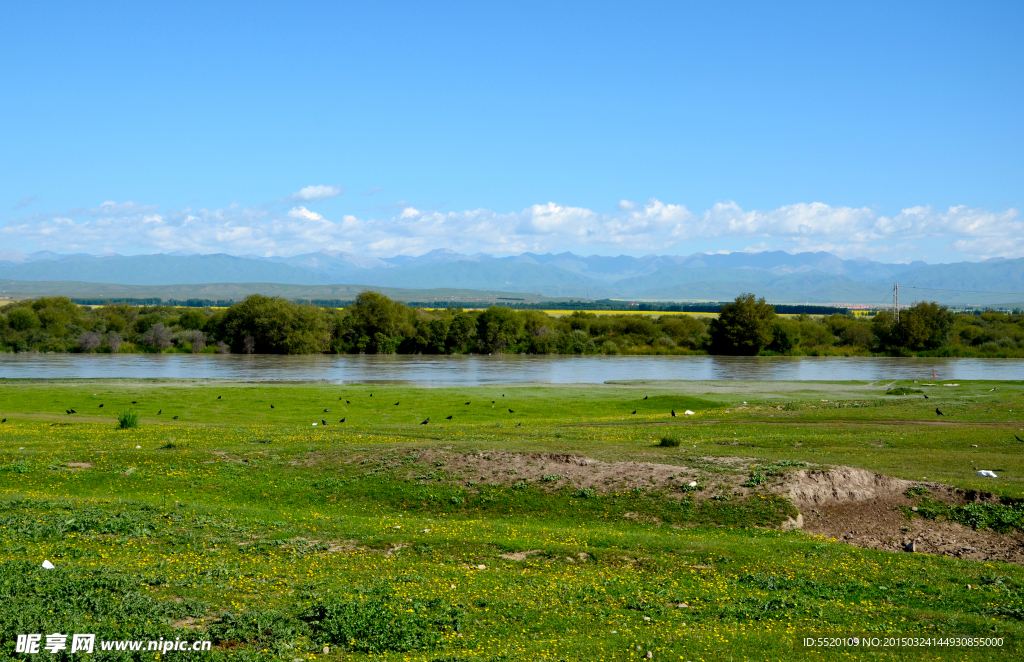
[
  {"left": 421, "top": 418, "right": 430, "bottom": 425},
  {"left": 502, "top": 394, "right": 505, "bottom": 397},
  {"left": 98, "top": 404, "right": 104, "bottom": 408},
  {"left": 217, "top": 395, "right": 221, "bottom": 400},
  {"left": 323, "top": 409, "right": 330, "bottom": 412},
  {"left": 508, "top": 408, "right": 514, "bottom": 413},
  {"left": 321, "top": 419, "right": 327, "bottom": 426},
  {"left": 924, "top": 395, "right": 929, "bottom": 399},
  {"left": 394, "top": 402, "right": 400, "bottom": 406},
  {"left": 671, "top": 409, "right": 677, "bottom": 417},
  {"left": 339, "top": 418, "right": 346, "bottom": 423},
  {"left": 516, "top": 423, "right": 522, "bottom": 428},
  {"left": 369, "top": 393, "right": 373, "bottom": 397},
  {"left": 70, "top": 409, "right": 76, "bottom": 414},
  {"left": 465, "top": 401, "right": 471, "bottom": 405},
  {"left": 66, "top": 410, "right": 71, "bottom": 414},
  {"left": 173, "top": 415, "right": 179, "bottom": 420},
  {"left": 446, "top": 415, "right": 453, "bottom": 420},
  {"left": 131, "top": 401, "right": 136, "bottom": 404},
  {"left": 1, "top": 418, "right": 5, "bottom": 423},
  {"left": 631, "top": 410, "right": 637, "bottom": 414},
  {"left": 346, "top": 400, "right": 350, "bottom": 404},
  {"left": 1014, "top": 434, "right": 1023, "bottom": 443},
  {"left": 492, "top": 400, "right": 495, "bottom": 403},
  {"left": 936, "top": 408, "right": 944, "bottom": 416},
  {"left": 643, "top": 395, "right": 648, "bottom": 400},
  {"left": 270, "top": 404, "right": 274, "bottom": 409},
  {"left": 157, "top": 410, "right": 162, "bottom": 415}
]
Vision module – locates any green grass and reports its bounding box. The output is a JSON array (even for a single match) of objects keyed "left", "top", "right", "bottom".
[
  {"left": 116, "top": 408, "right": 140, "bottom": 429},
  {"left": 1, "top": 378, "right": 1024, "bottom": 661}
]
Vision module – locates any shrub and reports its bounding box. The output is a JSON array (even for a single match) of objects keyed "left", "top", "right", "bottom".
[
  {"left": 742, "top": 471, "right": 766, "bottom": 487},
  {"left": 659, "top": 436, "right": 681, "bottom": 447},
  {"left": 142, "top": 322, "right": 173, "bottom": 350},
  {"left": 572, "top": 488, "right": 597, "bottom": 499},
  {"left": 105, "top": 332, "right": 123, "bottom": 353},
  {"left": 117, "top": 409, "right": 140, "bottom": 429},
  {"left": 77, "top": 330, "right": 103, "bottom": 351}
]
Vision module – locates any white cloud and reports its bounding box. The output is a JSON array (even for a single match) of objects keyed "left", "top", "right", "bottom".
[
  {"left": 287, "top": 206, "right": 326, "bottom": 222},
  {"left": 1, "top": 197, "right": 1019, "bottom": 262},
  {"left": 291, "top": 185, "right": 343, "bottom": 202}
]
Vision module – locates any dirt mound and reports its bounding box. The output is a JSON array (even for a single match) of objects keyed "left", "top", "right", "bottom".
[
  {"left": 785, "top": 466, "right": 918, "bottom": 508},
  {"left": 781, "top": 466, "right": 1024, "bottom": 565},
  {"left": 404, "top": 449, "right": 748, "bottom": 497}
]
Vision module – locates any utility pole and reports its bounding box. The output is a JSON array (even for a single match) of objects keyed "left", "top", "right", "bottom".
[{"left": 893, "top": 282, "right": 899, "bottom": 323}]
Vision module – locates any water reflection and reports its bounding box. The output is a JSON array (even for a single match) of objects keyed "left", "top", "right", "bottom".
[{"left": 0, "top": 353, "right": 1021, "bottom": 384}]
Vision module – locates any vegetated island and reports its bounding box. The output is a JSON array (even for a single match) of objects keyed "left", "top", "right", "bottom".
[{"left": 1, "top": 291, "right": 1023, "bottom": 357}]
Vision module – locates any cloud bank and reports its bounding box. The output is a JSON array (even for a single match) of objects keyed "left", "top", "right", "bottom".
[{"left": 2, "top": 194, "right": 1020, "bottom": 262}]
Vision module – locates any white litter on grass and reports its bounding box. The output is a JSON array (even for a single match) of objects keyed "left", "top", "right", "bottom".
[
  {"left": 944, "top": 383, "right": 959, "bottom": 386},
  {"left": 977, "top": 470, "right": 998, "bottom": 478},
  {"left": 684, "top": 410, "right": 695, "bottom": 416},
  {"left": 135, "top": 445, "right": 141, "bottom": 449},
  {"left": 688, "top": 481, "right": 698, "bottom": 487},
  {"left": 312, "top": 422, "right": 317, "bottom": 426},
  {"left": 41, "top": 560, "right": 55, "bottom": 570}
]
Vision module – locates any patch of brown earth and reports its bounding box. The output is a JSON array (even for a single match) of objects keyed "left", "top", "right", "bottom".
[
  {"left": 781, "top": 466, "right": 1024, "bottom": 565},
  {"left": 499, "top": 549, "right": 542, "bottom": 561},
  {"left": 390, "top": 449, "right": 753, "bottom": 499},
  {"left": 66, "top": 462, "right": 92, "bottom": 470}
]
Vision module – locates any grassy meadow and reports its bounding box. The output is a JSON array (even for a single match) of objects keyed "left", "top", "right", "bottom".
[{"left": 2, "top": 378, "right": 1024, "bottom": 661}]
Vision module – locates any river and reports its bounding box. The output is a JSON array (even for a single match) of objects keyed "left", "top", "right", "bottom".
[{"left": 0, "top": 354, "right": 1021, "bottom": 384}]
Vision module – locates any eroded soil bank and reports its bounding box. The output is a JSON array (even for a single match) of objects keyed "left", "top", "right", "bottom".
[{"left": 329, "top": 448, "right": 1024, "bottom": 565}]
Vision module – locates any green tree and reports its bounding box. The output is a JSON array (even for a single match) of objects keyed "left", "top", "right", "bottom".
[
  {"left": 707, "top": 294, "right": 776, "bottom": 355},
  {"left": 446, "top": 311, "right": 477, "bottom": 353},
  {"left": 767, "top": 318, "right": 799, "bottom": 353},
  {"left": 177, "top": 309, "right": 207, "bottom": 330},
  {"left": 476, "top": 306, "right": 525, "bottom": 353},
  {"left": 220, "top": 295, "right": 333, "bottom": 354},
  {"left": 894, "top": 301, "right": 954, "bottom": 351},
  {"left": 873, "top": 302, "right": 954, "bottom": 353},
  {"left": 6, "top": 307, "right": 40, "bottom": 332},
  {"left": 347, "top": 292, "right": 410, "bottom": 353}
]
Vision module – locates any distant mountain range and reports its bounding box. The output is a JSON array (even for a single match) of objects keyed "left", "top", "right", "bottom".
[{"left": 1, "top": 248, "right": 1022, "bottom": 306}]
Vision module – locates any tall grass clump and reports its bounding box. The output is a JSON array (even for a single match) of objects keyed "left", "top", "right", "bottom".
[
  {"left": 117, "top": 409, "right": 140, "bottom": 429},
  {"left": 659, "top": 436, "right": 681, "bottom": 447}
]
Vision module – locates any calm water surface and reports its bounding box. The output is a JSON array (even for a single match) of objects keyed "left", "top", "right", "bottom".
[{"left": 0, "top": 354, "right": 1021, "bottom": 384}]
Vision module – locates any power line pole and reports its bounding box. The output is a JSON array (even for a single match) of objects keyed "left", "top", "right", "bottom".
[{"left": 893, "top": 282, "right": 899, "bottom": 323}]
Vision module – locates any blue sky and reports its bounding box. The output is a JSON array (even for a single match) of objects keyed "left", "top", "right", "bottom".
[{"left": 1, "top": 1, "right": 1022, "bottom": 262}]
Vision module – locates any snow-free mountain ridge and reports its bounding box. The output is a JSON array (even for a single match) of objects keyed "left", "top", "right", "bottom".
[{"left": 1, "top": 249, "right": 1021, "bottom": 305}]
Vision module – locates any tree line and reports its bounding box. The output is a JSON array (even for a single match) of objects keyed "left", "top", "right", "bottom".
[{"left": 1, "top": 292, "right": 1022, "bottom": 357}]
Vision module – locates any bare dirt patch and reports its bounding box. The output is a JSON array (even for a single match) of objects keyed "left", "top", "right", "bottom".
[
  {"left": 781, "top": 466, "right": 1024, "bottom": 565},
  {"left": 392, "top": 449, "right": 755, "bottom": 498},
  {"left": 66, "top": 462, "right": 92, "bottom": 470},
  {"left": 500, "top": 549, "right": 542, "bottom": 561}
]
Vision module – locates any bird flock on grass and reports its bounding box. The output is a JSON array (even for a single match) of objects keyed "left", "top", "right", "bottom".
[{"left": 43, "top": 390, "right": 1024, "bottom": 455}]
